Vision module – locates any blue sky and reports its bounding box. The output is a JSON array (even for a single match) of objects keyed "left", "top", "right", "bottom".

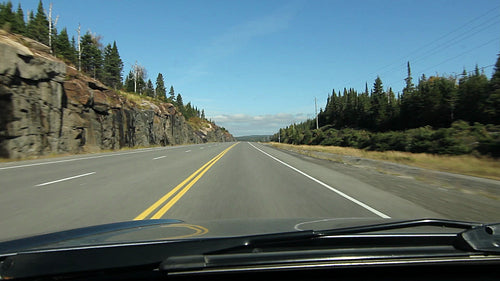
[{"left": 16, "top": 0, "right": 500, "bottom": 136}]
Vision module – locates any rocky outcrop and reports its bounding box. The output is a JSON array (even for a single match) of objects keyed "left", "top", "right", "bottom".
[{"left": 0, "top": 31, "right": 234, "bottom": 159}]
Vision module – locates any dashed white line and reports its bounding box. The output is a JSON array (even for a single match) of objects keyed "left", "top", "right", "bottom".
[
  {"left": 185, "top": 150, "right": 192, "bottom": 153},
  {"left": 35, "top": 172, "right": 96, "bottom": 187},
  {"left": 0, "top": 147, "right": 170, "bottom": 170},
  {"left": 248, "top": 143, "right": 390, "bottom": 219},
  {"left": 153, "top": 156, "right": 167, "bottom": 160}
]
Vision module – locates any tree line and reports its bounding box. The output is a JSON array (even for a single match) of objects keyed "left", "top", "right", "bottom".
[
  {"left": 272, "top": 54, "right": 500, "bottom": 157},
  {"left": 0, "top": 0, "right": 208, "bottom": 121}
]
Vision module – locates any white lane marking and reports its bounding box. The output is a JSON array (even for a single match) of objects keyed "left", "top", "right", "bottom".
[
  {"left": 153, "top": 156, "right": 166, "bottom": 160},
  {"left": 200, "top": 147, "right": 204, "bottom": 149},
  {"left": 0, "top": 147, "right": 170, "bottom": 171},
  {"left": 185, "top": 150, "right": 191, "bottom": 153},
  {"left": 35, "top": 172, "right": 96, "bottom": 187},
  {"left": 248, "top": 143, "right": 391, "bottom": 219}
]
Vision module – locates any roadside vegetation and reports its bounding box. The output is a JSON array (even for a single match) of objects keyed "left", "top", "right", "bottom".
[
  {"left": 272, "top": 55, "right": 500, "bottom": 158},
  {"left": 271, "top": 142, "right": 500, "bottom": 181},
  {"left": 0, "top": 0, "right": 211, "bottom": 124}
]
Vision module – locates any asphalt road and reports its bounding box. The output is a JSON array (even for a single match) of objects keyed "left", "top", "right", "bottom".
[{"left": 0, "top": 142, "right": 486, "bottom": 241}]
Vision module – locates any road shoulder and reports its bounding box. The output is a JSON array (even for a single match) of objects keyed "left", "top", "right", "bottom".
[{"left": 263, "top": 143, "right": 500, "bottom": 222}]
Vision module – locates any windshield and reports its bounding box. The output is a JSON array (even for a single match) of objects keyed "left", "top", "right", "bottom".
[{"left": 0, "top": 0, "right": 499, "bottom": 246}]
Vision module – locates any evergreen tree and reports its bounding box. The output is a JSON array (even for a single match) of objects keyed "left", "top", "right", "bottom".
[
  {"left": 168, "top": 86, "right": 175, "bottom": 102},
  {"left": 403, "top": 61, "right": 415, "bottom": 95},
  {"left": 387, "top": 87, "right": 399, "bottom": 128},
  {"left": 184, "top": 102, "right": 195, "bottom": 118},
  {"left": 370, "top": 76, "right": 388, "bottom": 130},
  {"left": 456, "top": 66, "right": 489, "bottom": 123},
  {"left": 26, "top": 0, "right": 49, "bottom": 45},
  {"left": 145, "top": 79, "right": 155, "bottom": 97},
  {"left": 102, "top": 41, "right": 123, "bottom": 89},
  {"left": 357, "top": 85, "right": 371, "bottom": 129},
  {"left": 155, "top": 73, "right": 166, "bottom": 100},
  {"left": 485, "top": 52, "right": 500, "bottom": 124},
  {"left": 13, "top": 3, "right": 25, "bottom": 34},
  {"left": 124, "top": 71, "right": 135, "bottom": 93},
  {"left": 80, "top": 32, "right": 102, "bottom": 79},
  {"left": 69, "top": 36, "right": 78, "bottom": 65},
  {"left": 136, "top": 72, "right": 146, "bottom": 95},
  {"left": 53, "top": 28, "right": 75, "bottom": 62},
  {"left": 176, "top": 93, "right": 184, "bottom": 112},
  {"left": 0, "top": 1, "right": 14, "bottom": 30}
]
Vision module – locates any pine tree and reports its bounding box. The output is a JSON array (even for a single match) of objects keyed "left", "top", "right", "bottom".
[
  {"left": 387, "top": 87, "right": 399, "bottom": 128},
  {"left": 155, "top": 73, "right": 166, "bottom": 100},
  {"left": 53, "top": 28, "right": 75, "bottom": 62},
  {"left": 168, "top": 86, "right": 175, "bottom": 103},
  {"left": 360, "top": 84, "right": 371, "bottom": 127},
  {"left": 370, "top": 76, "right": 388, "bottom": 130},
  {"left": 26, "top": 0, "right": 49, "bottom": 45},
  {"left": 0, "top": 0, "right": 15, "bottom": 31},
  {"left": 403, "top": 61, "right": 415, "bottom": 95},
  {"left": 136, "top": 72, "right": 146, "bottom": 95},
  {"left": 13, "top": 3, "right": 25, "bottom": 34},
  {"left": 456, "top": 66, "right": 489, "bottom": 123},
  {"left": 69, "top": 36, "right": 78, "bottom": 65},
  {"left": 102, "top": 41, "right": 123, "bottom": 89},
  {"left": 145, "top": 79, "right": 155, "bottom": 97},
  {"left": 176, "top": 93, "right": 183, "bottom": 107},
  {"left": 124, "top": 71, "right": 135, "bottom": 93},
  {"left": 80, "top": 32, "right": 102, "bottom": 79},
  {"left": 485, "top": 52, "right": 500, "bottom": 124}
]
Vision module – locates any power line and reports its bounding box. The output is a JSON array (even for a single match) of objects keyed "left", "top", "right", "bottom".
[
  {"left": 367, "top": 5, "right": 500, "bottom": 78},
  {"left": 417, "top": 36, "right": 500, "bottom": 76},
  {"left": 378, "top": 15, "right": 500, "bottom": 80},
  {"left": 338, "top": 5, "right": 500, "bottom": 90}
]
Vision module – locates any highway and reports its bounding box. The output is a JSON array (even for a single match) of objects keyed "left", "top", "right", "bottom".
[{"left": 0, "top": 142, "right": 497, "bottom": 241}]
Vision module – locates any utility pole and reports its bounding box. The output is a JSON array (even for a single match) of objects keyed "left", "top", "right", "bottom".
[
  {"left": 77, "top": 24, "right": 81, "bottom": 71},
  {"left": 315, "top": 97, "right": 319, "bottom": 130}
]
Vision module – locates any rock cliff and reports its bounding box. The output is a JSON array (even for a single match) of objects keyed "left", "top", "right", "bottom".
[{"left": 0, "top": 31, "right": 234, "bottom": 159}]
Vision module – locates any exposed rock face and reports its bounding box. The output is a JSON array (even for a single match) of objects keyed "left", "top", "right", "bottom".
[{"left": 0, "top": 32, "right": 234, "bottom": 159}]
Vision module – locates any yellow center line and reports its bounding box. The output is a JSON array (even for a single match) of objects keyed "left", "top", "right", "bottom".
[{"left": 134, "top": 143, "right": 238, "bottom": 220}]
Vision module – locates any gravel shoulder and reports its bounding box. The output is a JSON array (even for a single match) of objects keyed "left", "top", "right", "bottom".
[{"left": 265, "top": 143, "right": 500, "bottom": 222}]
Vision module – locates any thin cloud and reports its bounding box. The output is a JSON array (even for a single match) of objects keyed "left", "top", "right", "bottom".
[
  {"left": 178, "top": 2, "right": 301, "bottom": 84},
  {"left": 212, "top": 113, "right": 309, "bottom": 137}
]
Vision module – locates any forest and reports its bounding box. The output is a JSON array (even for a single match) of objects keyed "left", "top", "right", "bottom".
[
  {"left": 0, "top": 0, "right": 205, "bottom": 120},
  {"left": 272, "top": 58, "right": 500, "bottom": 157}
]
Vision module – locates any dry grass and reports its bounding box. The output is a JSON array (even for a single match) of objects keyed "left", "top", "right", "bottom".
[
  {"left": 270, "top": 142, "right": 500, "bottom": 181},
  {"left": 0, "top": 144, "right": 167, "bottom": 163},
  {"left": 118, "top": 91, "right": 147, "bottom": 103},
  {"left": 187, "top": 117, "right": 212, "bottom": 131}
]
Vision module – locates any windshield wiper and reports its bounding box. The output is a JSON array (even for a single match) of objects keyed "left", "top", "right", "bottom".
[
  {"left": 162, "top": 219, "right": 500, "bottom": 273},
  {"left": 315, "top": 218, "right": 483, "bottom": 235},
  {"left": 201, "top": 219, "right": 484, "bottom": 255},
  {"left": 459, "top": 223, "right": 500, "bottom": 253},
  {"left": 1, "top": 219, "right": 498, "bottom": 279}
]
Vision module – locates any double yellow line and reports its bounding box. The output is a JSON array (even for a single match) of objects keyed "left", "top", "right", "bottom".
[{"left": 134, "top": 143, "right": 238, "bottom": 220}]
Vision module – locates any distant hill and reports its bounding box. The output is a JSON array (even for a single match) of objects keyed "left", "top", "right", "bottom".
[{"left": 235, "top": 135, "right": 271, "bottom": 142}]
